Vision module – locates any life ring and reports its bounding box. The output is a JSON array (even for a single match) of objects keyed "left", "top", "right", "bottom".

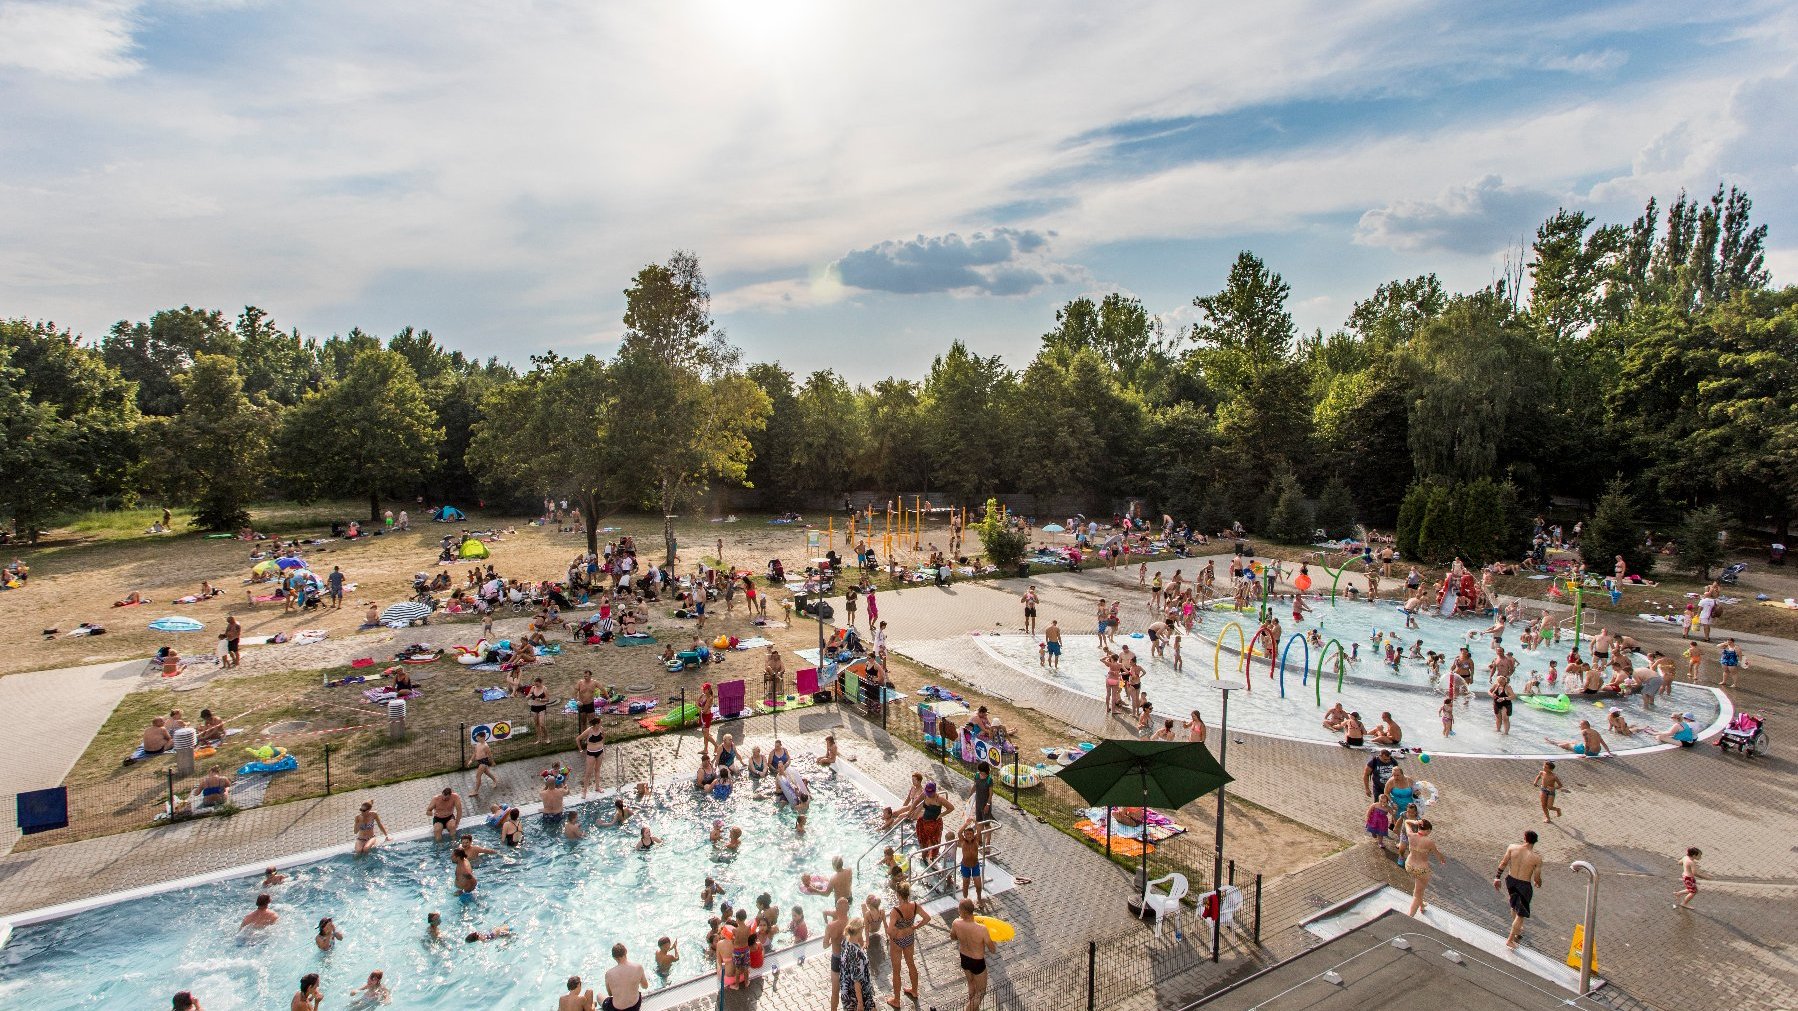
[
  {"left": 997, "top": 765, "right": 1041, "bottom": 789},
  {"left": 1413, "top": 781, "right": 1439, "bottom": 807}
]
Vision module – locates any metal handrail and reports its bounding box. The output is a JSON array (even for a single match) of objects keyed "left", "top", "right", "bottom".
[{"left": 854, "top": 817, "right": 916, "bottom": 884}]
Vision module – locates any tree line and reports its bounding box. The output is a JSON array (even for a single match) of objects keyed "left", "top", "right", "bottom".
[{"left": 3, "top": 184, "right": 1793, "bottom": 572}]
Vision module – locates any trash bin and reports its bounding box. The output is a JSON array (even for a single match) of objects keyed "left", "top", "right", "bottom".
[{"left": 1772, "top": 543, "right": 1787, "bottom": 566}]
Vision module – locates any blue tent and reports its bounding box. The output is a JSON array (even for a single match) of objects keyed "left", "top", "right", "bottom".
[
  {"left": 433, "top": 506, "right": 466, "bottom": 522},
  {"left": 274, "top": 557, "right": 307, "bottom": 570}
]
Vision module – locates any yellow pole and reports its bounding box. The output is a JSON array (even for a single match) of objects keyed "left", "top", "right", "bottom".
[
  {"left": 914, "top": 496, "right": 922, "bottom": 550},
  {"left": 828, "top": 517, "right": 834, "bottom": 552}
]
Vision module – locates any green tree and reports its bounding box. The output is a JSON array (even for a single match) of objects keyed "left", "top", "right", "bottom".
[
  {"left": 233, "top": 306, "right": 323, "bottom": 406},
  {"left": 1, "top": 318, "right": 142, "bottom": 505},
  {"left": 468, "top": 354, "right": 624, "bottom": 556},
  {"left": 277, "top": 348, "right": 442, "bottom": 522},
  {"left": 146, "top": 354, "right": 271, "bottom": 530},
  {"left": 1041, "top": 293, "right": 1173, "bottom": 389},
  {"left": 1674, "top": 505, "right": 1728, "bottom": 580},
  {"left": 791, "top": 369, "right": 867, "bottom": 503},
  {"left": 101, "top": 306, "right": 235, "bottom": 415},
  {"left": 744, "top": 363, "right": 803, "bottom": 503},
  {"left": 620, "top": 250, "right": 738, "bottom": 373},
  {"left": 919, "top": 341, "right": 1011, "bottom": 501},
  {"left": 1403, "top": 291, "right": 1547, "bottom": 483},
  {"left": 975, "top": 498, "right": 1029, "bottom": 570},
  {"left": 613, "top": 253, "right": 770, "bottom": 562},
  {"left": 1140, "top": 402, "right": 1220, "bottom": 523},
  {"left": 1266, "top": 470, "right": 1314, "bottom": 544},
  {"left": 1583, "top": 477, "right": 1653, "bottom": 578},
  {"left": 1314, "top": 478, "right": 1355, "bottom": 537},
  {"left": 0, "top": 348, "right": 87, "bottom": 540},
  {"left": 612, "top": 352, "right": 770, "bottom": 564},
  {"left": 859, "top": 379, "right": 928, "bottom": 494},
  {"left": 1191, "top": 252, "right": 1311, "bottom": 479}
]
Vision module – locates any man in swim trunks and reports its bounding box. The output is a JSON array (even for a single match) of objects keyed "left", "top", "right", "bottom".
[
  {"left": 951, "top": 898, "right": 995, "bottom": 1011},
  {"left": 426, "top": 787, "right": 463, "bottom": 842},
  {"left": 142, "top": 717, "right": 173, "bottom": 756},
  {"left": 1546, "top": 720, "right": 1611, "bottom": 757},
  {"left": 241, "top": 893, "right": 278, "bottom": 930},
  {"left": 825, "top": 897, "right": 849, "bottom": 1011},
  {"left": 602, "top": 942, "right": 649, "bottom": 1011},
  {"left": 1494, "top": 830, "right": 1543, "bottom": 948},
  {"left": 1370, "top": 713, "right": 1403, "bottom": 746},
  {"left": 1043, "top": 620, "right": 1062, "bottom": 670},
  {"left": 956, "top": 822, "right": 985, "bottom": 904},
  {"left": 223, "top": 615, "right": 242, "bottom": 667},
  {"left": 540, "top": 777, "right": 568, "bottom": 823},
  {"left": 559, "top": 976, "right": 596, "bottom": 1011},
  {"left": 1021, "top": 586, "right": 1038, "bottom": 634},
  {"left": 574, "top": 670, "right": 600, "bottom": 718}
]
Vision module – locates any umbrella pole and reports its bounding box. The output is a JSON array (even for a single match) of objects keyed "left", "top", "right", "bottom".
[
  {"left": 1140, "top": 766, "right": 1150, "bottom": 908},
  {"left": 1213, "top": 690, "right": 1230, "bottom": 962}
]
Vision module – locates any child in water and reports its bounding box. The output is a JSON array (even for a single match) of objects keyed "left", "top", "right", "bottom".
[{"left": 1439, "top": 697, "right": 1455, "bottom": 736}]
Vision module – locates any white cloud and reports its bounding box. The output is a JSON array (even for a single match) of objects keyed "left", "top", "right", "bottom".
[
  {"left": 0, "top": 0, "right": 1791, "bottom": 360},
  {"left": 1353, "top": 175, "right": 1560, "bottom": 254},
  {"left": 0, "top": 1, "right": 141, "bottom": 80}
]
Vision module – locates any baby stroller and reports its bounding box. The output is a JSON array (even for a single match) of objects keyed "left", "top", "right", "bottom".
[
  {"left": 1719, "top": 562, "right": 1748, "bottom": 585},
  {"left": 1715, "top": 712, "right": 1769, "bottom": 757}
]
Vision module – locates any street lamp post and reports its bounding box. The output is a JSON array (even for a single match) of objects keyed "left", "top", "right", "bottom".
[{"left": 1208, "top": 680, "right": 1244, "bottom": 962}]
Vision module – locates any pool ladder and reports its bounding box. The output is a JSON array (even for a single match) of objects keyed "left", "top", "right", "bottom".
[{"left": 892, "top": 820, "right": 1004, "bottom": 898}]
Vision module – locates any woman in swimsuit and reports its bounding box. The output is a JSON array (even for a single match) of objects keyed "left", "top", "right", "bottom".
[
  {"left": 499, "top": 807, "right": 524, "bottom": 848},
  {"left": 1491, "top": 673, "right": 1515, "bottom": 735},
  {"left": 1718, "top": 639, "right": 1743, "bottom": 688},
  {"left": 747, "top": 746, "right": 768, "bottom": 779},
  {"left": 885, "top": 880, "right": 930, "bottom": 1006},
  {"left": 353, "top": 801, "right": 389, "bottom": 855},
  {"left": 913, "top": 782, "right": 955, "bottom": 861},
  {"left": 769, "top": 740, "right": 790, "bottom": 774},
  {"left": 527, "top": 678, "right": 551, "bottom": 741},
  {"left": 577, "top": 718, "right": 606, "bottom": 795},
  {"left": 717, "top": 733, "right": 738, "bottom": 773}
]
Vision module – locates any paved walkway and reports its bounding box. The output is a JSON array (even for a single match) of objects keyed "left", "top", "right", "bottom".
[{"left": 0, "top": 659, "right": 144, "bottom": 854}]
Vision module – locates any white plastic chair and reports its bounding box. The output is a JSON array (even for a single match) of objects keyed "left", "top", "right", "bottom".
[
  {"left": 1198, "top": 885, "right": 1244, "bottom": 931},
  {"left": 1139, "top": 873, "right": 1188, "bottom": 938}
]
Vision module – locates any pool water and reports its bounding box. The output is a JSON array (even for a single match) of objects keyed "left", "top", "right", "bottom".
[
  {"left": 968, "top": 599, "right": 1722, "bottom": 757},
  {"left": 0, "top": 762, "right": 885, "bottom": 1010}
]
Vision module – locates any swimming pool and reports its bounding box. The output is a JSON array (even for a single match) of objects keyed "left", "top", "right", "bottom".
[
  {"left": 0, "top": 760, "right": 890, "bottom": 1010},
  {"left": 966, "top": 599, "right": 1725, "bottom": 758}
]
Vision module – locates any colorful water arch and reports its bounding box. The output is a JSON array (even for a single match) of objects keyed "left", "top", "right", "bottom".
[
  {"left": 1325, "top": 558, "right": 1366, "bottom": 606},
  {"left": 1212, "top": 620, "right": 1252, "bottom": 692},
  {"left": 1312, "top": 638, "right": 1348, "bottom": 707},
  {"left": 1276, "top": 632, "right": 1310, "bottom": 700}
]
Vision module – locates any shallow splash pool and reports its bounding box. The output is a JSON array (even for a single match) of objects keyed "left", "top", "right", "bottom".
[
  {"left": 0, "top": 762, "right": 889, "bottom": 1010},
  {"left": 965, "top": 599, "right": 1724, "bottom": 758}
]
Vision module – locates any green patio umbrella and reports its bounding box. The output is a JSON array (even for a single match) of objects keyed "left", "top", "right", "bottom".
[{"left": 1056, "top": 738, "right": 1233, "bottom": 906}]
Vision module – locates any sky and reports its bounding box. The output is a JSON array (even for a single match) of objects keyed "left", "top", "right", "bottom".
[{"left": 2, "top": 0, "right": 1795, "bottom": 382}]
